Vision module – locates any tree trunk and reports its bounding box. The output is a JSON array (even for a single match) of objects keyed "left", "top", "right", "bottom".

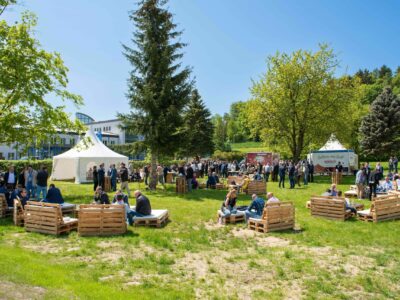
[{"left": 149, "top": 151, "right": 158, "bottom": 190}]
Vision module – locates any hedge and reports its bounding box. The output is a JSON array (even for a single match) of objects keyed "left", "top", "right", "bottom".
[{"left": 0, "top": 160, "right": 53, "bottom": 173}]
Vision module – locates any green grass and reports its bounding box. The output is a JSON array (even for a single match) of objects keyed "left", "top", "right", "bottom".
[
  {"left": 0, "top": 176, "right": 399, "bottom": 299},
  {"left": 231, "top": 141, "right": 266, "bottom": 153}
]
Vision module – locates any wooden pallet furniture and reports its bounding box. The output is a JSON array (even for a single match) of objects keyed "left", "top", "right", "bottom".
[
  {"left": 217, "top": 210, "right": 245, "bottom": 224},
  {"left": 310, "top": 196, "right": 353, "bottom": 221},
  {"left": 227, "top": 176, "right": 244, "bottom": 185},
  {"left": 176, "top": 177, "right": 187, "bottom": 194},
  {"left": 245, "top": 181, "right": 267, "bottom": 195},
  {"left": 331, "top": 171, "right": 343, "bottom": 185},
  {"left": 132, "top": 209, "right": 169, "bottom": 228},
  {"left": 358, "top": 195, "right": 400, "bottom": 222},
  {"left": 24, "top": 201, "right": 78, "bottom": 235},
  {"left": 13, "top": 198, "right": 24, "bottom": 226},
  {"left": 78, "top": 204, "right": 127, "bottom": 236},
  {"left": 248, "top": 202, "right": 295, "bottom": 233},
  {"left": 166, "top": 172, "right": 174, "bottom": 184},
  {"left": 104, "top": 176, "right": 111, "bottom": 192},
  {"left": 61, "top": 203, "right": 77, "bottom": 216},
  {"left": 344, "top": 190, "right": 358, "bottom": 198},
  {"left": 0, "top": 193, "right": 13, "bottom": 218}
]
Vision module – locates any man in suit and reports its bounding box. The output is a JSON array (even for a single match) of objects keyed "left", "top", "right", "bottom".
[
  {"left": 24, "top": 165, "right": 37, "bottom": 198},
  {"left": 109, "top": 164, "right": 117, "bottom": 191},
  {"left": 98, "top": 163, "right": 105, "bottom": 190},
  {"left": 4, "top": 165, "right": 17, "bottom": 190}
]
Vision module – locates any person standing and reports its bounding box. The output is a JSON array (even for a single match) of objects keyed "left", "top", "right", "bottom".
[
  {"left": 110, "top": 164, "right": 117, "bottom": 191},
  {"left": 303, "top": 161, "right": 309, "bottom": 186},
  {"left": 18, "top": 166, "right": 26, "bottom": 188},
  {"left": 144, "top": 164, "right": 150, "bottom": 186},
  {"left": 36, "top": 166, "right": 49, "bottom": 200},
  {"left": 355, "top": 168, "right": 365, "bottom": 199},
  {"left": 368, "top": 169, "right": 379, "bottom": 201},
  {"left": 119, "top": 162, "right": 130, "bottom": 197},
  {"left": 288, "top": 162, "right": 295, "bottom": 189},
  {"left": 278, "top": 162, "right": 286, "bottom": 188},
  {"left": 24, "top": 165, "right": 37, "bottom": 198},
  {"left": 389, "top": 157, "right": 394, "bottom": 173},
  {"left": 98, "top": 163, "right": 105, "bottom": 190},
  {"left": 4, "top": 165, "right": 17, "bottom": 190},
  {"left": 92, "top": 166, "right": 98, "bottom": 191},
  {"left": 309, "top": 161, "right": 314, "bottom": 183},
  {"left": 264, "top": 163, "right": 271, "bottom": 182},
  {"left": 186, "top": 163, "right": 194, "bottom": 192},
  {"left": 394, "top": 156, "right": 398, "bottom": 174},
  {"left": 156, "top": 164, "right": 165, "bottom": 188}
]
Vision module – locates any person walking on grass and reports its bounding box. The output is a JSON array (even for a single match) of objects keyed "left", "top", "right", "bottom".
[
  {"left": 278, "top": 162, "right": 286, "bottom": 188},
  {"left": 119, "top": 162, "right": 131, "bottom": 197}
]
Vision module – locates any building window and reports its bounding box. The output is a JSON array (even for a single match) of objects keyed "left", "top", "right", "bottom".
[
  {"left": 70, "top": 138, "right": 75, "bottom": 145},
  {"left": 8, "top": 153, "right": 15, "bottom": 160},
  {"left": 103, "top": 140, "right": 107, "bottom": 145},
  {"left": 61, "top": 138, "right": 66, "bottom": 145}
]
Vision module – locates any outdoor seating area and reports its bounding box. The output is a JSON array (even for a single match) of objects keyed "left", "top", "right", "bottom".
[
  {"left": 216, "top": 209, "right": 245, "bottom": 224},
  {"left": 357, "top": 194, "right": 400, "bottom": 222},
  {"left": 310, "top": 196, "right": 353, "bottom": 221},
  {"left": 248, "top": 202, "right": 295, "bottom": 233},
  {"left": 131, "top": 209, "right": 169, "bottom": 227}
]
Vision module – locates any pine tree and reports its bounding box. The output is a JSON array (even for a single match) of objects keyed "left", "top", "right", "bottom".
[
  {"left": 360, "top": 87, "right": 400, "bottom": 158},
  {"left": 119, "top": 0, "right": 192, "bottom": 189},
  {"left": 180, "top": 89, "right": 214, "bottom": 158}
]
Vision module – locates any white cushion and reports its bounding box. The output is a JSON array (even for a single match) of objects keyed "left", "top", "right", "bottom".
[
  {"left": 217, "top": 210, "right": 245, "bottom": 216},
  {"left": 357, "top": 209, "right": 371, "bottom": 216},
  {"left": 132, "top": 209, "right": 168, "bottom": 220}
]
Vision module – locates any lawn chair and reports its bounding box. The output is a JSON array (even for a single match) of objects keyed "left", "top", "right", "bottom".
[
  {"left": 24, "top": 201, "right": 78, "bottom": 235},
  {"left": 248, "top": 202, "right": 295, "bottom": 233},
  {"left": 78, "top": 204, "right": 127, "bottom": 236}
]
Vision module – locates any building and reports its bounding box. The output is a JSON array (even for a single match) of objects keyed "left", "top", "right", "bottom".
[{"left": 0, "top": 113, "right": 144, "bottom": 160}]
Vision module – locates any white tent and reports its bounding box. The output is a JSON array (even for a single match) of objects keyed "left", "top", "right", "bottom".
[
  {"left": 51, "top": 129, "right": 129, "bottom": 183},
  {"left": 307, "top": 134, "right": 358, "bottom": 175}
]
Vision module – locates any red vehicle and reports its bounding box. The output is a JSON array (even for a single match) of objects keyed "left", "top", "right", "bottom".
[{"left": 246, "top": 152, "right": 279, "bottom": 165}]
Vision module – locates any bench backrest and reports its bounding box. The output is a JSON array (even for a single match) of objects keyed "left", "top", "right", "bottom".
[
  {"left": 247, "top": 181, "right": 266, "bottom": 195},
  {"left": 13, "top": 198, "right": 24, "bottom": 226},
  {"left": 227, "top": 176, "right": 243, "bottom": 185},
  {"left": 372, "top": 195, "right": 400, "bottom": 222},
  {"left": 262, "top": 201, "right": 294, "bottom": 222},
  {"left": 310, "top": 196, "right": 347, "bottom": 220},
  {"left": 78, "top": 204, "right": 127, "bottom": 236},
  {"left": 24, "top": 201, "right": 64, "bottom": 233},
  {"left": 0, "top": 193, "right": 7, "bottom": 217}
]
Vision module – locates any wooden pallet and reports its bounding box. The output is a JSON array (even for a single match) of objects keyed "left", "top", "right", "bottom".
[
  {"left": 61, "top": 204, "right": 76, "bottom": 216},
  {"left": 248, "top": 202, "right": 295, "bottom": 233},
  {"left": 133, "top": 210, "right": 169, "bottom": 228},
  {"left": 227, "top": 176, "right": 244, "bottom": 185},
  {"left": 310, "top": 196, "right": 352, "bottom": 221},
  {"left": 215, "top": 183, "right": 225, "bottom": 190},
  {"left": 104, "top": 176, "right": 111, "bottom": 192},
  {"left": 246, "top": 181, "right": 266, "bottom": 195},
  {"left": 331, "top": 171, "right": 343, "bottom": 185},
  {"left": 78, "top": 204, "right": 127, "bottom": 236},
  {"left": 24, "top": 201, "right": 78, "bottom": 235},
  {"left": 217, "top": 210, "right": 245, "bottom": 224},
  {"left": 0, "top": 193, "right": 13, "bottom": 218},
  {"left": 344, "top": 190, "right": 358, "bottom": 198},
  {"left": 166, "top": 173, "right": 173, "bottom": 184},
  {"left": 176, "top": 177, "right": 187, "bottom": 194},
  {"left": 13, "top": 198, "right": 24, "bottom": 226},
  {"left": 358, "top": 194, "right": 400, "bottom": 223}
]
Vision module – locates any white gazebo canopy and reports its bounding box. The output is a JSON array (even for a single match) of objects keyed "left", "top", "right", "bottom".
[
  {"left": 319, "top": 134, "right": 347, "bottom": 151},
  {"left": 51, "top": 129, "right": 129, "bottom": 183}
]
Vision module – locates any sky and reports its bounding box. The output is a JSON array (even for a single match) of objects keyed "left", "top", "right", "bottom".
[{"left": 3, "top": 0, "right": 400, "bottom": 121}]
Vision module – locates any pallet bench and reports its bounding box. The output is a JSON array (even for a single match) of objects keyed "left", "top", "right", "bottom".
[
  {"left": 78, "top": 204, "right": 127, "bottom": 236},
  {"left": 132, "top": 209, "right": 169, "bottom": 228},
  {"left": 248, "top": 202, "right": 295, "bottom": 233},
  {"left": 217, "top": 210, "right": 245, "bottom": 224},
  {"left": 0, "top": 193, "right": 13, "bottom": 218},
  {"left": 310, "top": 196, "right": 353, "bottom": 221},
  {"left": 358, "top": 194, "right": 400, "bottom": 222},
  {"left": 24, "top": 201, "right": 78, "bottom": 235},
  {"left": 61, "top": 203, "right": 76, "bottom": 216},
  {"left": 13, "top": 198, "right": 24, "bottom": 226},
  {"left": 245, "top": 181, "right": 266, "bottom": 195}
]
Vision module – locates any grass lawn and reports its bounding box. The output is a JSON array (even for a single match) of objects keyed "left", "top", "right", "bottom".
[
  {"left": 1, "top": 176, "right": 399, "bottom": 299},
  {"left": 231, "top": 142, "right": 266, "bottom": 153}
]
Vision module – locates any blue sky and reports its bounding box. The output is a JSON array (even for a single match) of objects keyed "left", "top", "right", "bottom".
[{"left": 3, "top": 0, "right": 400, "bottom": 121}]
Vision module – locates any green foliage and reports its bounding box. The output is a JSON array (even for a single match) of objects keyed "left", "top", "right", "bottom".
[
  {"left": 0, "top": 5, "right": 84, "bottom": 146},
  {"left": 0, "top": 159, "right": 52, "bottom": 173},
  {"left": 211, "top": 150, "right": 244, "bottom": 162},
  {"left": 212, "top": 114, "right": 231, "bottom": 151},
  {"left": 360, "top": 87, "right": 400, "bottom": 158},
  {"left": 180, "top": 89, "right": 214, "bottom": 157},
  {"left": 246, "top": 44, "right": 360, "bottom": 161},
  {"left": 226, "top": 101, "right": 252, "bottom": 143}
]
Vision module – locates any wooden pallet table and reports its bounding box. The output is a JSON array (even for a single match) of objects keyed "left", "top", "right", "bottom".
[
  {"left": 331, "top": 171, "right": 343, "bottom": 185},
  {"left": 133, "top": 209, "right": 169, "bottom": 228},
  {"left": 176, "top": 177, "right": 187, "bottom": 194},
  {"left": 248, "top": 202, "right": 295, "bottom": 233},
  {"left": 104, "top": 176, "right": 111, "bottom": 192}
]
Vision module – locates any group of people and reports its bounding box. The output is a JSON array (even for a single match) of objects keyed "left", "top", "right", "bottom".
[
  {"left": 218, "top": 188, "right": 281, "bottom": 224},
  {"left": 355, "top": 162, "right": 386, "bottom": 200},
  {"left": 92, "top": 187, "right": 152, "bottom": 225},
  {"left": 89, "top": 162, "right": 130, "bottom": 196}
]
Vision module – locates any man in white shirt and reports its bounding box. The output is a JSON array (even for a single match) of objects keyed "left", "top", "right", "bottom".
[{"left": 266, "top": 192, "right": 280, "bottom": 204}]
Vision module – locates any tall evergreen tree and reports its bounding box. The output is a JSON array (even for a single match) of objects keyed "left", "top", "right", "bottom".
[
  {"left": 360, "top": 87, "right": 400, "bottom": 158},
  {"left": 180, "top": 89, "right": 214, "bottom": 158},
  {"left": 119, "top": 0, "right": 192, "bottom": 189}
]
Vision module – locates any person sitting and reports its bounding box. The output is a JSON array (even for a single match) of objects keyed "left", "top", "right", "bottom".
[
  {"left": 266, "top": 192, "right": 280, "bottom": 204},
  {"left": 379, "top": 176, "right": 393, "bottom": 192},
  {"left": 8, "top": 184, "right": 24, "bottom": 208},
  {"left": 218, "top": 189, "right": 237, "bottom": 223},
  {"left": 206, "top": 173, "right": 217, "bottom": 189},
  {"left": 344, "top": 198, "right": 358, "bottom": 214},
  {"left": 43, "top": 184, "right": 64, "bottom": 204},
  {"left": 328, "top": 184, "right": 339, "bottom": 197},
  {"left": 112, "top": 189, "right": 129, "bottom": 205},
  {"left": 16, "top": 188, "right": 29, "bottom": 208},
  {"left": 93, "top": 186, "right": 110, "bottom": 204},
  {"left": 245, "top": 194, "right": 265, "bottom": 222},
  {"left": 240, "top": 175, "right": 251, "bottom": 193},
  {"left": 253, "top": 172, "right": 262, "bottom": 181},
  {"left": 127, "top": 190, "right": 152, "bottom": 225}
]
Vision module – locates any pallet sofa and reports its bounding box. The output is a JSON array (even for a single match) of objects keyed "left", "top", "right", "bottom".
[
  {"left": 0, "top": 193, "right": 13, "bottom": 218},
  {"left": 245, "top": 181, "right": 266, "bottom": 195},
  {"left": 78, "top": 204, "right": 127, "bottom": 236},
  {"left": 358, "top": 194, "right": 400, "bottom": 222},
  {"left": 132, "top": 209, "right": 169, "bottom": 227},
  {"left": 217, "top": 210, "right": 245, "bottom": 224},
  {"left": 310, "top": 196, "right": 353, "bottom": 221},
  {"left": 248, "top": 202, "right": 295, "bottom": 233},
  {"left": 24, "top": 201, "right": 78, "bottom": 235}
]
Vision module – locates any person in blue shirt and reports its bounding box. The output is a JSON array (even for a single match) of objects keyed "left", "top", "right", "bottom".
[
  {"left": 253, "top": 172, "right": 262, "bottom": 181},
  {"left": 245, "top": 194, "right": 265, "bottom": 222},
  {"left": 109, "top": 164, "right": 118, "bottom": 191},
  {"left": 1, "top": 182, "right": 11, "bottom": 207},
  {"left": 206, "top": 172, "right": 217, "bottom": 189},
  {"left": 43, "top": 184, "right": 64, "bottom": 204}
]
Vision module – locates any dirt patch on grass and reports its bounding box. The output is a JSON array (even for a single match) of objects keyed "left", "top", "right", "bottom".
[
  {"left": 231, "top": 228, "right": 291, "bottom": 248},
  {"left": 0, "top": 281, "right": 46, "bottom": 299}
]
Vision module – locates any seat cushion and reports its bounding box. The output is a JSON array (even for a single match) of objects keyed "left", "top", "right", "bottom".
[
  {"left": 63, "top": 217, "right": 78, "bottom": 224},
  {"left": 217, "top": 210, "right": 245, "bottom": 217},
  {"left": 357, "top": 209, "right": 371, "bottom": 216},
  {"left": 132, "top": 209, "right": 168, "bottom": 220}
]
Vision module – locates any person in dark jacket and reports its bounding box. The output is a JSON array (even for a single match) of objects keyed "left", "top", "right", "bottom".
[
  {"left": 109, "top": 164, "right": 117, "bottom": 191},
  {"left": 1, "top": 182, "right": 11, "bottom": 207},
  {"left": 288, "top": 162, "right": 295, "bottom": 189},
  {"left": 18, "top": 167, "right": 26, "bottom": 188},
  {"left": 4, "top": 166, "right": 17, "bottom": 190},
  {"left": 368, "top": 170, "right": 380, "bottom": 201},
  {"left": 278, "top": 162, "right": 286, "bottom": 188},
  {"left": 93, "top": 186, "right": 110, "bottom": 204},
  {"left": 92, "top": 166, "right": 98, "bottom": 191},
  {"left": 126, "top": 190, "right": 152, "bottom": 225},
  {"left": 119, "top": 162, "right": 130, "bottom": 197},
  {"left": 44, "top": 184, "right": 64, "bottom": 204},
  {"left": 97, "top": 163, "right": 105, "bottom": 190},
  {"left": 186, "top": 164, "right": 194, "bottom": 192},
  {"left": 36, "top": 166, "right": 49, "bottom": 200}
]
